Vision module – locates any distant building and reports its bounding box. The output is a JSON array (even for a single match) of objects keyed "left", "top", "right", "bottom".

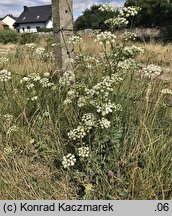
[
  {"left": 0, "top": 21, "right": 8, "bottom": 31},
  {"left": 2, "top": 15, "right": 17, "bottom": 29},
  {"left": 13, "top": 5, "right": 52, "bottom": 33}
]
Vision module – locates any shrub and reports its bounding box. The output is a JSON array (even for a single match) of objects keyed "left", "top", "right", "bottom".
[
  {"left": 0, "top": 29, "right": 18, "bottom": 44},
  {"left": 18, "top": 33, "right": 38, "bottom": 45},
  {"left": 38, "top": 27, "right": 53, "bottom": 33}
]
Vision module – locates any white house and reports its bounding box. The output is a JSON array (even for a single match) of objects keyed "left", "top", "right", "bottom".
[
  {"left": 2, "top": 15, "right": 17, "bottom": 29},
  {"left": 14, "top": 5, "right": 53, "bottom": 33}
]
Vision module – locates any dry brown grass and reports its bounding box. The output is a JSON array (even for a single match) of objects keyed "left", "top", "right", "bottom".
[
  {"left": 0, "top": 153, "right": 77, "bottom": 199},
  {"left": 0, "top": 44, "right": 16, "bottom": 50},
  {"left": 137, "top": 42, "right": 172, "bottom": 67},
  {"left": 80, "top": 34, "right": 101, "bottom": 54},
  {"left": 81, "top": 34, "right": 172, "bottom": 82},
  {"left": 81, "top": 34, "right": 172, "bottom": 66}
]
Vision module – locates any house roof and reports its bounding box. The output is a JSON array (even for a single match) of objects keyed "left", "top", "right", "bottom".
[
  {"left": 14, "top": 5, "right": 51, "bottom": 26},
  {"left": 2, "top": 14, "right": 18, "bottom": 20}
]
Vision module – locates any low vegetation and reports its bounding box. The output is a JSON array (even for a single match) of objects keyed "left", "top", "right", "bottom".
[
  {"left": 0, "top": 29, "right": 38, "bottom": 45},
  {"left": 0, "top": 5, "right": 171, "bottom": 200}
]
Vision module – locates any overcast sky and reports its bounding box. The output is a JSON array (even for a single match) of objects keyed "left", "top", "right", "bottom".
[{"left": 0, "top": 0, "right": 125, "bottom": 19}]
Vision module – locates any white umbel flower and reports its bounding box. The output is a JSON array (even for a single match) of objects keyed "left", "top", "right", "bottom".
[
  {"left": 99, "top": 117, "right": 111, "bottom": 129},
  {"left": 68, "top": 125, "right": 86, "bottom": 140},
  {"left": 0, "top": 57, "right": 9, "bottom": 66},
  {"left": 142, "top": 64, "right": 162, "bottom": 79},
  {"left": 25, "top": 43, "right": 36, "bottom": 49},
  {"left": 62, "top": 153, "right": 76, "bottom": 168},
  {"left": 161, "top": 89, "right": 172, "bottom": 95},
  {"left": 0, "top": 69, "right": 11, "bottom": 82},
  {"left": 78, "top": 147, "right": 90, "bottom": 158}
]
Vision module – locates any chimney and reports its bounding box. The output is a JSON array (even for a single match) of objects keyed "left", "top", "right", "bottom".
[{"left": 24, "top": 6, "right": 29, "bottom": 12}]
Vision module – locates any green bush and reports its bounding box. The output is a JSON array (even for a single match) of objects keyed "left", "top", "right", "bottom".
[
  {"left": 38, "top": 27, "right": 53, "bottom": 32},
  {"left": 18, "top": 33, "right": 38, "bottom": 45},
  {"left": 0, "top": 29, "right": 18, "bottom": 44}
]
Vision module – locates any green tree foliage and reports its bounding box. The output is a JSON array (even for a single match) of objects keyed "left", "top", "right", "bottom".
[
  {"left": 125, "top": 0, "right": 172, "bottom": 27},
  {"left": 74, "top": 4, "right": 118, "bottom": 31}
]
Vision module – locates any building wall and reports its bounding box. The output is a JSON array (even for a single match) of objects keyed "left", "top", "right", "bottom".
[
  {"left": 46, "top": 19, "right": 53, "bottom": 29},
  {"left": 2, "top": 16, "right": 15, "bottom": 29},
  {"left": 16, "top": 22, "right": 46, "bottom": 33},
  {"left": 16, "top": 18, "right": 53, "bottom": 33}
]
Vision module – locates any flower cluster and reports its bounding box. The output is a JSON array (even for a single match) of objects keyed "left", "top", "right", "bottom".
[
  {"left": 0, "top": 69, "right": 11, "bottom": 82},
  {"left": 20, "top": 73, "right": 54, "bottom": 88},
  {"left": 78, "top": 96, "right": 88, "bottom": 107},
  {"left": 122, "top": 32, "right": 137, "bottom": 41},
  {"left": 78, "top": 146, "right": 90, "bottom": 158},
  {"left": 119, "top": 6, "right": 141, "bottom": 18},
  {"left": 26, "top": 83, "right": 34, "bottom": 89},
  {"left": 33, "top": 47, "right": 49, "bottom": 61},
  {"left": 77, "top": 75, "right": 122, "bottom": 114},
  {"left": 99, "top": 3, "right": 118, "bottom": 12},
  {"left": 31, "top": 96, "right": 38, "bottom": 101},
  {"left": 141, "top": 64, "right": 162, "bottom": 79},
  {"left": 96, "top": 101, "right": 122, "bottom": 116},
  {"left": 4, "top": 146, "right": 13, "bottom": 154},
  {"left": 59, "top": 70, "right": 75, "bottom": 87},
  {"left": 62, "top": 154, "right": 76, "bottom": 168},
  {"left": 117, "top": 58, "right": 139, "bottom": 72},
  {"left": 101, "top": 5, "right": 140, "bottom": 28},
  {"left": 87, "top": 75, "right": 122, "bottom": 98},
  {"left": 64, "top": 89, "right": 79, "bottom": 105},
  {"left": 43, "top": 72, "right": 50, "bottom": 77},
  {"left": 3, "top": 114, "right": 13, "bottom": 121},
  {"left": 95, "top": 31, "right": 116, "bottom": 44},
  {"left": 20, "top": 73, "right": 41, "bottom": 83},
  {"left": 34, "top": 47, "right": 45, "bottom": 56},
  {"left": 75, "top": 54, "right": 101, "bottom": 71},
  {"left": 25, "top": 43, "right": 36, "bottom": 49},
  {"left": 51, "top": 43, "right": 57, "bottom": 47},
  {"left": 68, "top": 125, "right": 86, "bottom": 140},
  {"left": 99, "top": 117, "right": 111, "bottom": 129},
  {"left": 67, "top": 35, "right": 83, "bottom": 45},
  {"left": 7, "top": 125, "right": 19, "bottom": 134},
  {"left": 0, "top": 57, "right": 9, "bottom": 66},
  {"left": 161, "top": 89, "right": 172, "bottom": 95},
  {"left": 122, "top": 45, "right": 144, "bottom": 58},
  {"left": 39, "top": 77, "right": 54, "bottom": 88},
  {"left": 81, "top": 113, "right": 97, "bottom": 131},
  {"left": 105, "top": 17, "right": 129, "bottom": 28},
  {"left": 68, "top": 113, "right": 97, "bottom": 140}
]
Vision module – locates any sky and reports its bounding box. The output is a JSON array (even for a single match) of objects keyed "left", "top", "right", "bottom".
[{"left": 0, "top": 0, "right": 125, "bottom": 19}]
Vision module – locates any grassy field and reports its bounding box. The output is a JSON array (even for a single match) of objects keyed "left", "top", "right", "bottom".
[{"left": 0, "top": 34, "right": 172, "bottom": 200}]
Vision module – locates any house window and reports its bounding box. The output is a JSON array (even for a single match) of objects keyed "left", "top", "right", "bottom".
[
  {"left": 22, "top": 27, "right": 25, "bottom": 32},
  {"left": 27, "top": 26, "right": 30, "bottom": 30},
  {"left": 17, "top": 29, "right": 20, "bottom": 33},
  {"left": 36, "top": 26, "right": 40, "bottom": 32}
]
